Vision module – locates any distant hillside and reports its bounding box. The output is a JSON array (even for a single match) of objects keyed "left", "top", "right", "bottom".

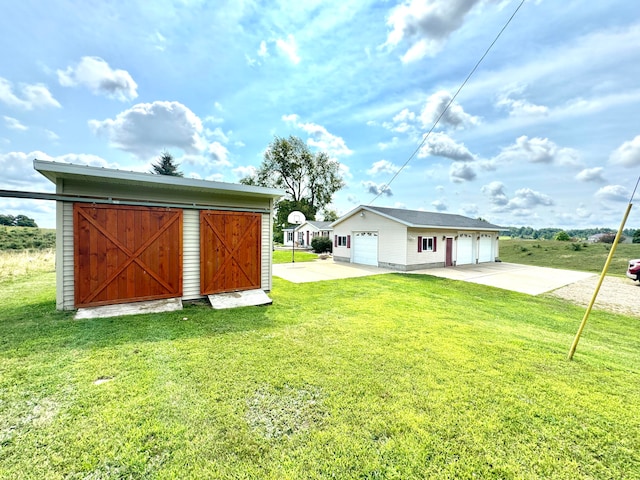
[{"left": 0, "top": 226, "right": 55, "bottom": 251}]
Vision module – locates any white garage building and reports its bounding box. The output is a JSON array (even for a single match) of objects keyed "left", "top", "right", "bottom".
[{"left": 331, "top": 205, "right": 502, "bottom": 270}]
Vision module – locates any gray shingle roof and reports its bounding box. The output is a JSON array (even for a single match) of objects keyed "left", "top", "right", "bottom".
[
  {"left": 365, "top": 205, "right": 503, "bottom": 230},
  {"left": 306, "top": 221, "right": 332, "bottom": 229}
]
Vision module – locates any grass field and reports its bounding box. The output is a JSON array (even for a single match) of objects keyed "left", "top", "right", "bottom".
[
  {"left": 498, "top": 238, "right": 640, "bottom": 276},
  {"left": 273, "top": 249, "right": 318, "bottom": 264},
  {"left": 1, "top": 251, "right": 639, "bottom": 478},
  {"left": 0, "top": 226, "right": 55, "bottom": 251}
]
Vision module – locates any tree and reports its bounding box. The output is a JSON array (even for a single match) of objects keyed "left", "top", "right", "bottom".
[
  {"left": 323, "top": 209, "right": 339, "bottom": 222},
  {"left": 242, "top": 135, "right": 344, "bottom": 214},
  {"left": 0, "top": 214, "right": 15, "bottom": 226},
  {"left": 633, "top": 229, "right": 640, "bottom": 244},
  {"left": 554, "top": 231, "right": 571, "bottom": 241},
  {"left": 151, "top": 151, "right": 183, "bottom": 177},
  {"left": 14, "top": 214, "right": 37, "bottom": 227}
]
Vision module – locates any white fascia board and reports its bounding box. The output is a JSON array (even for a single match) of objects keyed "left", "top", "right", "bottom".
[{"left": 34, "top": 159, "right": 285, "bottom": 199}]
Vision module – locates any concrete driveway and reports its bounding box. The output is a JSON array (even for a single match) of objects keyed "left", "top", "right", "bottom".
[{"left": 273, "top": 260, "right": 596, "bottom": 295}]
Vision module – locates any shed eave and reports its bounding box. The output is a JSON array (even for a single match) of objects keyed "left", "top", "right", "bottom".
[{"left": 34, "top": 159, "right": 285, "bottom": 199}]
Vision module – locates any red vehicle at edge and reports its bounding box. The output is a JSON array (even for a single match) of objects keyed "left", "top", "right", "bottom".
[{"left": 627, "top": 259, "right": 640, "bottom": 282}]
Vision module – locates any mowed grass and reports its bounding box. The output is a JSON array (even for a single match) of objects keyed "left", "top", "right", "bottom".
[
  {"left": 1, "top": 254, "right": 639, "bottom": 478},
  {"left": 273, "top": 249, "right": 318, "bottom": 264},
  {"left": 498, "top": 238, "right": 640, "bottom": 276}
]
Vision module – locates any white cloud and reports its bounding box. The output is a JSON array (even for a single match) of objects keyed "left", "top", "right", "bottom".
[
  {"left": 419, "top": 132, "right": 475, "bottom": 161},
  {"left": 0, "top": 77, "right": 61, "bottom": 110},
  {"left": 207, "top": 142, "right": 231, "bottom": 167},
  {"left": 282, "top": 114, "right": 352, "bottom": 158},
  {"left": 610, "top": 134, "right": 640, "bottom": 167},
  {"left": 276, "top": 34, "right": 301, "bottom": 64},
  {"left": 481, "top": 181, "right": 508, "bottom": 206},
  {"left": 449, "top": 162, "right": 476, "bottom": 183},
  {"left": 431, "top": 199, "right": 447, "bottom": 211},
  {"left": 493, "top": 136, "right": 580, "bottom": 166},
  {"left": 383, "top": 0, "right": 489, "bottom": 62},
  {"left": 596, "top": 185, "right": 630, "bottom": 202},
  {"left": 508, "top": 188, "right": 554, "bottom": 209},
  {"left": 378, "top": 137, "right": 399, "bottom": 150},
  {"left": 576, "top": 167, "right": 604, "bottom": 182},
  {"left": 367, "top": 160, "right": 400, "bottom": 176},
  {"left": 0, "top": 150, "right": 112, "bottom": 191},
  {"left": 461, "top": 203, "right": 479, "bottom": 217},
  {"left": 420, "top": 90, "right": 480, "bottom": 129},
  {"left": 496, "top": 85, "right": 549, "bottom": 117},
  {"left": 57, "top": 56, "right": 138, "bottom": 101},
  {"left": 233, "top": 165, "right": 256, "bottom": 180},
  {"left": 258, "top": 40, "right": 269, "bottom": 57},
  {"left": 362, "top": 181, "right": 392, "bottom": 197},
  {"left": 89, "top": 101, "right": 207, "bottom": 159},
  {"left": 3, "top": 116, "right": 28, "bottom": 131}
]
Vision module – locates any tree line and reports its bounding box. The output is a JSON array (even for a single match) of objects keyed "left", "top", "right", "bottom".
[
  {"left": 0, "top": 214, "right": 38, "bottom": 227},
  {"left": 504, "top": 226, "right": 640, "bottom": 243}
]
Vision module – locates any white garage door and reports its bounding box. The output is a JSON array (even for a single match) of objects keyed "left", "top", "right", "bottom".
[
  {"left": 457, "top": 235, "right": 474, "bottom": 265},
  {"left": 353, "top": 232, "right": 378, "bottom": 266},
  {"left": 478, "top": 235, "right": 493, "bottom": 263}
]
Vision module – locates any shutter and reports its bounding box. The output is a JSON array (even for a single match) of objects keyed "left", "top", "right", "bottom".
[
  {"left": 418, "top": 236, "right": 422, "bottom": 252},
  {"left": 347, "top": 235, "right": 351, "bottom": 248},
  {"left": 334, "top": 235, "right": 338, "bottom": 247},
  {"left": 433, "top": 237, "right": 437, "bottom": 252}
]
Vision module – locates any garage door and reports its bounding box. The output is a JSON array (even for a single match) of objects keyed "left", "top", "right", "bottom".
[
  {"left": 200, "top": 211, "right": 261, "bottom": 295},
  {"left": 352, "top": 231, "right": 378, "bottom": 266},
  {"left": 478, "top": 235, "right": 493, "bottom": 263},
  {"left": 74, "top": 204, "right": 183, "bottom": 308},
  {"left": 456, "top": 234, "right": 474, "bottom": 265}
]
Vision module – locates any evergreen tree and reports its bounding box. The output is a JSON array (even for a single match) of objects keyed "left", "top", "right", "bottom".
[{"left": 151, "top": 151, "right": 183, "bottom": 177}]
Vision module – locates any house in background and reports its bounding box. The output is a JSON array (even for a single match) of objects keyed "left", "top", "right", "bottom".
[
  {"left": 35, "top": 160, "right": 283, "bottom": 311},
  {"left": 295, "top": 221, "right": 333, "bottom": 248},
  {"left": 331, "top": 205, "right": 502, "bottom": 271}
]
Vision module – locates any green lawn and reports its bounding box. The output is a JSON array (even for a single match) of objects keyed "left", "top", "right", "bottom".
[
  {"left": 273, "top": 249, "right": 319, "bottom": 264},
  {"left": 1, "top": 265, "right": 639, "bottom": 478},
  {"left": 498, "top": 238, "right": 640, "bottom": 276}
]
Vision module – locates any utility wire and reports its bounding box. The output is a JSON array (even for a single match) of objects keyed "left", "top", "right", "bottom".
[{"left": 370, "top": 0, "right": 527, "bottom": 205}]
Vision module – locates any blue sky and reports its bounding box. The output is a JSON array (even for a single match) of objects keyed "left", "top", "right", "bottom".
[{"left": 1, "top": 0, "right": 639, "bottom": 230}]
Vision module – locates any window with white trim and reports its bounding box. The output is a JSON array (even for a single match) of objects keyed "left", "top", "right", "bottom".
[{"left": 337, "top": 235, "right": 348, "bottom": 247}]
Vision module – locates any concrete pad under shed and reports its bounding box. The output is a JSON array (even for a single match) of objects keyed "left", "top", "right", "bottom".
[
  {"left": 207, "top": 289, "right": 273, "bottom": 309},
  {"left": 75, "top": 297, "right": 183, "bottom": 320}
]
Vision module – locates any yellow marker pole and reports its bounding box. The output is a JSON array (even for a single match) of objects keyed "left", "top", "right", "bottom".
[{"left": 567, "top": 202, "right": 633, "bottom": 360}]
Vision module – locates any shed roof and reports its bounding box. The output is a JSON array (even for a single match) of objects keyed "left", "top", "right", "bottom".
[
  {"left": 332, "top": 205, "right": 503, "bottom": 231},
  {"left": 34, "top": 159, "right": 284, "bottom": 199}
]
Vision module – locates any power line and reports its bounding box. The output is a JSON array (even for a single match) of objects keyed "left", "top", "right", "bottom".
[{"left": 369, "top": 0, "right": 527, "bottom": 205}]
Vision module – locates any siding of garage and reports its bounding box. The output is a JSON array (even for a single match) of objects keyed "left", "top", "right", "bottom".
[{"left": 333, "top": 212, "right": 403, "bottom": 266}]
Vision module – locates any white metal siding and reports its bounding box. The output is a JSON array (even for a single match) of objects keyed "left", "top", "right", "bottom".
[
  {"left": 405, "top": 229, "right": 452, "bottom": 267},
  {"left": 333, "top": 210, "right": 405, "bottom": 266},
  {"left": 61, "top": 201, "right": 75, "bottom": 310},
  {"left": 478, "top": 235, "right": 493, "bottom": 263},
  {"left": 352, "top": 232, "right": 378, "bottom": 266},
  {"left": 182, "top": 209, "right": 200, "bottom": 300},
  {"left": 457, "top": 234, "right": 474, "bottom": 265},
  {"left": 261, "top": 212, "right": 271, "bottom": 291}
]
